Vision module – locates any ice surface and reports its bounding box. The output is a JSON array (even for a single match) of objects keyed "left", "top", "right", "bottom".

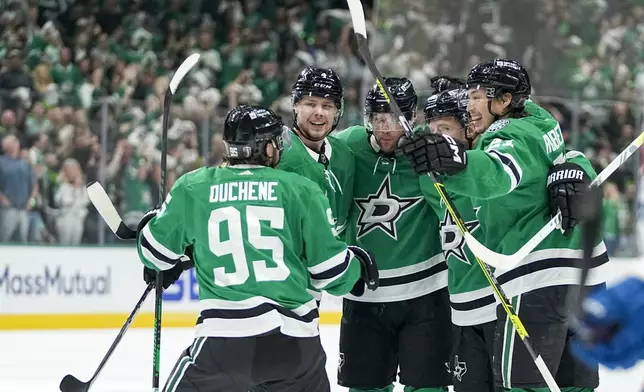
[
  {"left": 0, "top": 326, "right": 642, "bottom": 392},
  {"left": 3, "top": 258, "right": 643, "bottom": 391}
]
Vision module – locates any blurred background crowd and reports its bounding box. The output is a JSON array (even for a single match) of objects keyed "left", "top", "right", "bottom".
[{"left": 0, "top": 0, "right": 641, "bottom": 256}]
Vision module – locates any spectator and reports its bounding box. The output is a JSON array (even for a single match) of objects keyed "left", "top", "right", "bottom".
[
  {"left": 25, "top": 102, "right": 50, "bottom": 136},
  {"left": 0, "top": 0, "right": 641, "bottom": 252},
  {"left": 0, "top": 109, "right": 19, "bottom": 136},
  {"left": 224, "top": 69, "right": 262, "bottom": 107},
  {"left": 32, "top": 64, "right": 57, "bottom": 107},
  {"left": 53, "top": 158, "right": 89, "bottom": 245},
  {"left": 0, "top": 134, "right": 37, "bottom": 243},
  {"left": 0, "top": 48, "right": 34, "bottom": 100}
]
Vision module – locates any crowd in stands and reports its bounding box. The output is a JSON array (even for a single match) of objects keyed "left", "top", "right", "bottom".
[{"left": 0, "top": 0, "right": 640, "bottom": 256}]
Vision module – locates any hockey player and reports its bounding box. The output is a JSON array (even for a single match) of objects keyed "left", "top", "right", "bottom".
[
  {"left": 572, "top": 276, "right": 644, "bottom": 370},
  {"left": 420, "top": 76, "right": 604, "bottom": 392},
  {"left": 136, "top": 105, "right": 378, "bottom": 392},
  {"left": 398, "top": 60, "right": 610, "bottom": 392},
  {"left": 278, "top": 66, "right": 354, "bottom": 239},
  {"left": 420, "top": 79, "right": 498, "bottom": 392},
  {"left": 335, "top": 77, "right": 451, "bottom": 392}
]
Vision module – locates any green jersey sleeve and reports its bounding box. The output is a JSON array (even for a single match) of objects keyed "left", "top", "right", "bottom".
[
  {"left": 137, "top": 175, "right": 190, "bottom": 271},
  {"left": 445, "top": 113, "right": 563, "bottom": 200},
  {"left": 444, "top": 135, "right": 530, "bottom": 199},
  {"left": 300, "top": 181, "right": 361, "bottom": 296},
  {"left": 565, "top": 150, "right": 597, "bottom": 179}
]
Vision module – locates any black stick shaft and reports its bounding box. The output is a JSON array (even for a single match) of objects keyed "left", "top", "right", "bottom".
[{"left": 152, "top": 88, "right": 172, "bottom": 391}]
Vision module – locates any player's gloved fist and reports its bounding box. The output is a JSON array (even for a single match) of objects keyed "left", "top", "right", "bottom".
[
  {"left": 347, "top": 245, "right": 379, "bottom": 297},
  {"left": 430, "top": 75, "right": 466, "bottom": 92},
  {"left": 396, "top": 132, "right": 467, "bottom": 175},
  {"left": 571, "top": 277, "right": 644, "bottom": 370},
  {"left": 546, "top": 162, "right": 590, "bottom": 235},
  {"left": 143, "top": 263, "right": 185, "bottom": 290},
  {"left": 143, "top": 245, "right": 196, "bottom": 290}
]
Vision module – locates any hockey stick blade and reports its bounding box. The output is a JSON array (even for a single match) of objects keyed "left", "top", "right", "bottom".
[
  {"left": 86, "top": 182, "right": 136, "bottom": 240},
  {"left": 465, "top": 130, "right": 644, "bottom": 270},
  {"left": 169, "top": 53, "right": 200, "bottom": 94},
  {"left": 60, "top": 283, "right": 154, "bottom": 392},
  {"left": 59, "top": 375, "right": 89, "bottom": 392}
]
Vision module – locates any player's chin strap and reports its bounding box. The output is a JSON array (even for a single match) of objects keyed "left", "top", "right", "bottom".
[{"left": 368, "top": 134, "right": 398, "bottom": 174}]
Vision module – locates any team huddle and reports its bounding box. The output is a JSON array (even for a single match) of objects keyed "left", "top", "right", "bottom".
[{"left": 135, "top": 59, "right": 615, "bottom": 392}]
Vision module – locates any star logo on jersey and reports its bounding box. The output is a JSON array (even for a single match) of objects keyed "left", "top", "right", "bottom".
[
  {"left": 354, "top": 175, "right": 423, "bottom": 240},
  {"left": 440, "top": 207, "right": 480, "bottom": 265}
]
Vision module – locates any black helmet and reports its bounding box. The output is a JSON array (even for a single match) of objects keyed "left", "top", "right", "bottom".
[
  {"left": 424, "top": 88, "right": 468, "bottom": 126},
  {"left": 466, "top": 59, "right": 531, "bottom": 110},
  {"left": 364, "top": 77, "right": 417, "bottom": 129},
  {"left": 292, "top": 66, "right": 344, "bottom": 131},
  {"left": 224, "top": 105, "right": 290, "bottom": 164}
]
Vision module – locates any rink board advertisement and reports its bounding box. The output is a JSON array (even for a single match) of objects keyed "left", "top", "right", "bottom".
[{"left": 0, "top": 246, "right": 343, "bottom": 330}]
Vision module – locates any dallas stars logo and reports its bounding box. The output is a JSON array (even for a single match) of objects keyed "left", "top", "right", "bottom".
[
  {"left": 354, "top": 175, "right": 422, "bottom": 240},
  {"left": 440, "top": 207, "right": 480, "bottom": 264}
]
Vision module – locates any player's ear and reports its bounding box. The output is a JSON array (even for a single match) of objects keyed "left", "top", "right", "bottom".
[
  {"left": 499, "top": 92, "right": 513, "bottom": 109},
  {"left": 265, "top": 141, "right": 274, "bottom": 159}
]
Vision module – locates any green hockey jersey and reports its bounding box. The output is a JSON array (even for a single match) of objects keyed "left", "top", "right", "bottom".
[
  {"left": 421, "top": 149, "right": 600, "bottom": 326},
  {"left": 443, "top": 102, "right": 609, "bottom": 299},
  {"left": 277, "top": 131, "right": 355, "bottom": 238},
  {"left": 337, "top": 126, "right": 446, "bottom": 303},
  {"left": 137, "top": 165, "right": 361, "bottom": 338},
  {"left": 420, "top": 181, "right": 494, "bottom": 326}
]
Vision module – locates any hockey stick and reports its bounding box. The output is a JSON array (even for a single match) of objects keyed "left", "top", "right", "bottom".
[
  {"left": 346, "top": 1, "right": 560, "bottom": 390},
  {"left": 568, "top": 186, "right": 621, "bottom": 344},
  {"left": 464, "top": 130, "right": 644, "bottom": 270},
  {"left": 152, "top": 52, "right": 200, "bottom": 392},
  {"left": 86, "top": 182, "right": 137, "bottom": 240},
  {"left": 59, "top": 283, "right": 154, "bottom": 392}
]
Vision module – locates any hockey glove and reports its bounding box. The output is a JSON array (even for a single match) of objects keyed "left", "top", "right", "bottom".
[
  {"left": 348, "top": 245, "right": 379, "bottom": 297},
  {"left": 143, "top": 262, "right": 185, "bottom": 290},
  {"left": 396, "top": 132, "right": 467, "bottom": 175},
  {"left": 430, "top": 75, "right": 466, "bottom": 93},
  {"left": 143, "top": 246, "right": 195, "bottom": 290},
  {"left": 546, "top": 162, "right": 590, "bottom": 236},
  {"left": 571, "top": 277, "right": 644, "bottom": 370}
]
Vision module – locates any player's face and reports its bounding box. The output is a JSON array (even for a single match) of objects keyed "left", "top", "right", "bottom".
[
  {"left": 429, "top": 116, "right": 467, "bottom": 144},
  {"left": 467, "top": 88, "right": 494, "bottom": 135},
  {"left": 295, "top": 96, "right": 338, "bottom": 141},
  {"left": 368, "top": 112, "right": 406, "bottom": 154}
]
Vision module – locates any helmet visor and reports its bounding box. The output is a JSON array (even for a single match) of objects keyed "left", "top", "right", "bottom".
[{"left": 365, "top": 112, "right": 405, "bottom": 133}]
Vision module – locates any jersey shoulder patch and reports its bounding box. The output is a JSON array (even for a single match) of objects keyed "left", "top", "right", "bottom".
[{"left": 486, "top": 119, "right": 510, "bottom": 133}]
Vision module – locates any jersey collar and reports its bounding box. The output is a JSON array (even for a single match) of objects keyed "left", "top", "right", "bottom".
[
  {"left": 369, "top": 134, "right": 381, "bottom": 153},
  {"left": 228, "top": 164, "right": 265, "bottom": 169},
  {"left": 292, "top": 130, "right": 333, "bottom": 163}
]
